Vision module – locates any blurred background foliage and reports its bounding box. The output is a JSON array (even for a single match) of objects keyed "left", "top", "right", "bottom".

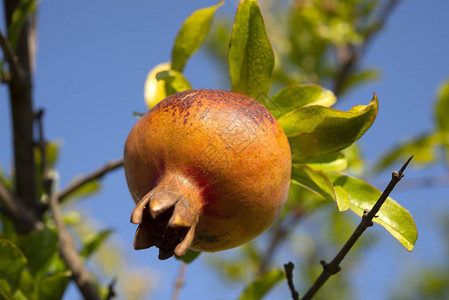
[{"left": 1, "top": 0, "right": 448, "bottom": 299}]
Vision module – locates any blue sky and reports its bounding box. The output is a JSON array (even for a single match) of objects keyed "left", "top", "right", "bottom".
[{"left": 1, "top": 0, "right": 449, "bottom": 299}]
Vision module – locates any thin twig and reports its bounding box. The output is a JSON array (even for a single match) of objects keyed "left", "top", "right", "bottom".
[
  {"left": 105, "top": 278, "right": 117, "bottom": 300},
  {"left": 0, "top": 27, "right": 27, "bottom": 84},
  {"left": 299, "top": 156, "right": 413, "bottom": 300},
  {"left": 34, "top": 109, "right": 101, "bottom": 300},
  {"left": 171, "top": 262, "right": 187, "bottom": 300},
  {"left": 259, "top": 209, "right": 303, "bottom": 275},
  {"left": 0, "top": 180, "right": 43, "bottom": 233},
  {"left": 58, "top": 159, "right": 124, "bottom": 203},
  {"left": 284, "top": 262, "right": 300, "bottom": 300},
  {"left": 333, "top": 0, "right": 400, "bottom": 96},
  {"left": 49, "top": 179, "right": 102, "bottom": 300}
]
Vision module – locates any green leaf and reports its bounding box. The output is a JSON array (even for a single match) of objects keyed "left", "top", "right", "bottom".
[
  {"left": 266, "top": 84, "right": 336, "bottom": 118},
  {"left": 38, "top": 271, "right": 70, "bottom": 300},
  {"left": 175, "top": 249, "right": 201, "bottom": 264},
  {"left": 326, "top": 172, "right": 418, "bottom": 251},
  {"left": 144, "top": 62, "right": 171, "bottom": 109},
  {"left": 279, "top": 94, "right": 378, "bottom": 161},
  {"left": 0, "top": 239, "right": 27, "bottom": 285},
  {"left": 15, "top": 228, "right": 58, "bottom": 276},
  {"left": 292, "top": 164, "right": 349, "bottom": 211},
  {"left": 301, "top": 152, "right": 347, "bottom": 172},
  {"left": 0, "top": 239, "right": 28, "bottom": 296},
  {"left": 62, "top": 179, "right": 100, "bottom": 203},
  {"left": 229, "top": 0, "right": 274, "bottom": 103},
  {"left": 171, "top": 1, "right": 223, "bottom": 72},
  {"left": 238, "top": 269, "right": 285, "bottom": 300},
  {"left": 34, "top": 142, "right": 60, "bottom": 173},
  {"left": 155, "top": 70, "right": 192, "bottom": 97},
  {"left": 435, "top": 79, "right": 449, "bottom": 133},
  {"left": 80, "top": 229, "right": 113, "bottom": 259},
  {"left": 7, "top": 0, "right": 37, "bottom": 49},
  {"left": 374, "top": 133, "right": 440, "bottom": 174}
]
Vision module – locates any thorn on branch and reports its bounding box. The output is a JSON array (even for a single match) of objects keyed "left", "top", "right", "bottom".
[
  {"left": 283, "top": 262, "right": 299, "bottom": 300},
  {"left": 300, "top": 156, "right": 413, "bottom": 300}
]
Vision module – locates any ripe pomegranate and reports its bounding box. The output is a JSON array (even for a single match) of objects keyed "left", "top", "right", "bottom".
[{"left": 124, "top": 89, "right": 291, "bottom": 259}]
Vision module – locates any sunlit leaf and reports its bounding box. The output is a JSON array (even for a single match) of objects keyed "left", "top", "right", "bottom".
[
  {"left": 279, "top": 94, "right": 378, "bottom": 161},
  {"left": 175, "top": 249, "right": 201, "bottom": 264},
  {"left": 301, "top": 152, "right": 347, "bottom": 172},
  {"left": 326, "top": 172, "right": 418, "bottom": 251},
  {"left": 266, "top": 84, "right": 336, "bottom": 118},
  {"left": 292, "top": 164, "right": 349, "bottom": 211},
  {"left": 80, "top": 229, "right": 113, "bottom": 259},
  {"left": 155, "top": 70, "right": 192, "bottom": 97},
  {"left": 171, "top": 1, "right": 223, "bottom": 72},
  {"left": 39, "top": 271, "right": 71, "bottom": 300},
  {"left": 374, "top": 133, "right": 440, "bottom": 174},
  {"left": 8, "top": 0, "right": 37, "bottom": 49},
  {"left": 229, "top": 0, "right": 274, "bottom": 103},
  {"left": 435, "top": 79, "right": 449, "bottom": 133},
  {"left": 144, "top": 62, "right": 171, "bottom": 109},
  {"left": 34, "top": 141, "right": 60, "bottom": 169},
  {"left": 238, "top": 269, "right": 285, "bottom": 300},
  {"left": 62, "top": 179, "right": 100, "bottom": 203}
]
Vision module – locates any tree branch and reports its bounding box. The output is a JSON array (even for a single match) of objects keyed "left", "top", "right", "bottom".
[
  {"left": 284, "top": 262, "right": 300, "bottom": 300},
  {"left": 0, "top": 28, "right": 26, "bottom": 83},
  {"left": 333, "top": 0, "right": 400, "bottom": 96},
  {"left": 49, "top": 182, "right": 102, "bottom": 300},
  {"left": 297, "top": 156, "right": 413, "bottom": 300},
  {"left": 171, "top": 262, "right": 187, "bottom": 300},
  {"left": 259, "top": 209, "right": 303, "bottom": 275},
  {"left": 3, "top": 0, "right": 38, "bottom": 213},
  {"left": 0, "top": 180, "right": 43, "bottom": 233},
  {"left": 58, "top": 159, "right": 124, "bottom": 203}
]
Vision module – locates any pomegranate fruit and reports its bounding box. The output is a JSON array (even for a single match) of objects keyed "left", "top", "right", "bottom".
[{"left": 124, "top": 89, "right": 291, "bottom": 259}]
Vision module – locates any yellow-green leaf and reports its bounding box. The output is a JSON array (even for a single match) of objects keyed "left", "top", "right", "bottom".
[
  {"left": 435, "top": 79, "right": 449, "bottom": 133},
  {"left": 326, "top": 172, "right": 418, "bottom": 251},
  {"left": 155, "top": 70, "right": 192, "bottom": 97},
  {"left": 239, "top": 269, "right": 285, "bottom": 300},
  {"left": 266, "top": 84, "right": 336, "bottom": 118},
  {"left": 171, "top": 1, "right": 223, "bottom": 72},
  {"left": 229, "top": 0, "right": 274, "bottom": 103},
  {"left": 292, "top": 164, "right": 349, "bottom": 211},
  {"left": 374, "top": 133, "right": 440, "bottom": 174},
  {"left": 302, "top": 152, "right": 347, "bottom": 172},
  {"left": 279, "top": 94, "right": 378, "bottom": 161}
]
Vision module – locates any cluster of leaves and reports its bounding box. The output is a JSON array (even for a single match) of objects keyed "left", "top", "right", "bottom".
[
  {"left": 0, "top": 143, "right": 113, "bottom": 299},
  {"left": 143, "top": 0, "right": 417, "bottom": 297},
  {"left": 207, "top": 0, "right": 382, "bottom": 95}
]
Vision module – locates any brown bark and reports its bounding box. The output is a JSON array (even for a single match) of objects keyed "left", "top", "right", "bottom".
[{"left": 3, "top": 0, "right": 37, "bottom": 211}]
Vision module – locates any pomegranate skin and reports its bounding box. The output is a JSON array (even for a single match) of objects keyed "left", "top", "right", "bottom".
[{"left": 124, "top": 89, "right": 291, "bottom": 258}]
